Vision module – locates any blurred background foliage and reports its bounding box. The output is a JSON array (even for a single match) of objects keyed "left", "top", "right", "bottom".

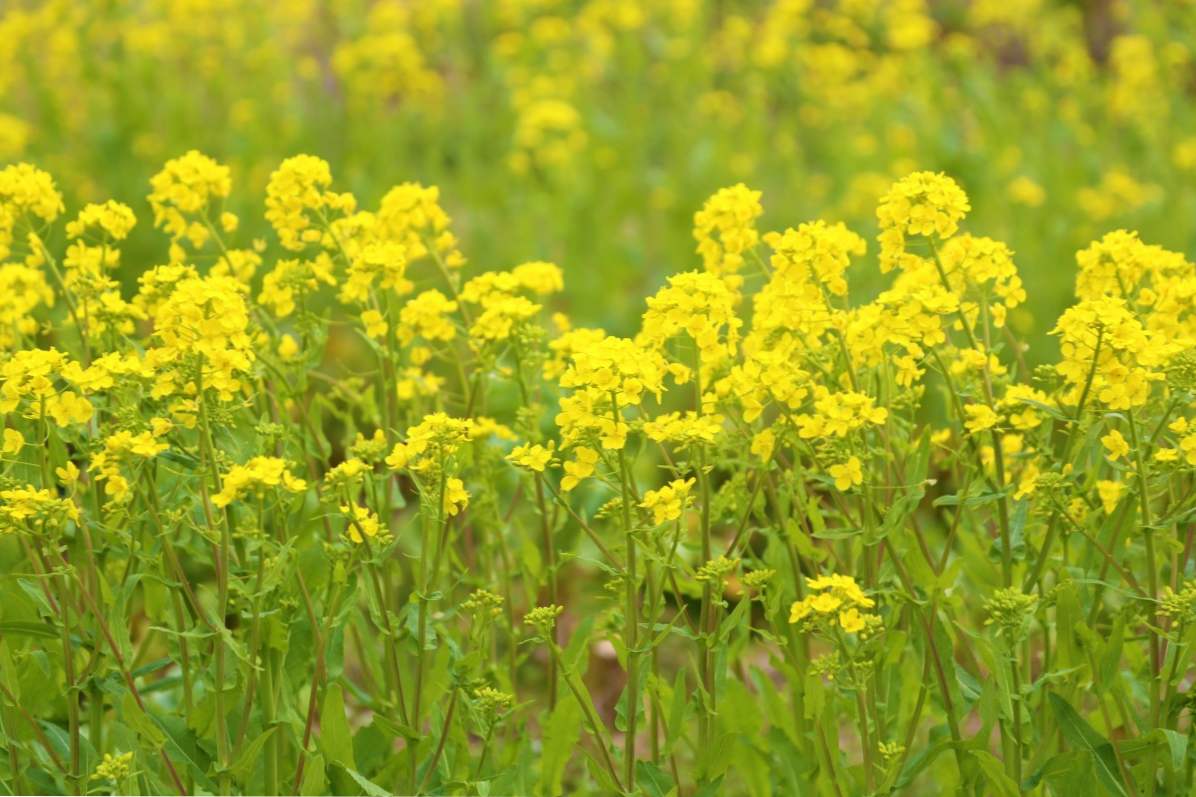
[{"left": 1, "top": 0, "right": 1194, "bottom": 359}]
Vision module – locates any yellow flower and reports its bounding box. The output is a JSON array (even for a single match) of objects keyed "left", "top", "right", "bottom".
[
  {"left": 750, "top": 429, "right": 775, "bottom": 461},
  {"left": 639, "top": 478, "right": 696, "bottom": 525},
  {"left": 963, "top": 404, "right": 998, "bottom": 434},
  {"left": 398, "top": 290, "right": 458, "bottom": 345},
  {"left": 212, "top": 457, "right": 308, "bottom": 508},
  {"left": 561, "top": 447, "right": 599, "bottom": 492},
  {"left": 810, "top": 592, "right": 843, "bottom": 613},
  {"left": 1, "top": 428, "right": 22, "bottom": 455},
  {"left": 693, "top": 183, "right": 762, "bottom": 285},
  {"left": 508, "top": 442, "right": 555, "bottom": 473},
  {"left": 341, "top": 503, "right": 381, "bottom": 544},
  {"left": 265, "top": 154, "right": 355, "bottom": 251},
  {"left": 147, "top": 151, "right": 230, "bottom": 244},
  {"left": 45, "top": 391, "right": 94, "bottom": 428},
  {"left": 828, "top": 456, "right": 863, "bottom": 491},
  {"left": 876, "top": 171, "right": 971, "bottom": 272},
  {"left": 56, "top": 461, "right": 79, "bottom": 487},
  {"left": 1101, "top": 429, "right": 1130, "bottom": 461},
  {"left": 442, "top": 477, "right": 469, "bottom": 517},
  {"left": 839, "top": 607, "right": 866, "bottom": 634},
  {"left": 361, "top": 308, "right": 389, "bottom": 340},
  {"left": 1097, "top": 480, "right": 1124, "bottom": 515}
]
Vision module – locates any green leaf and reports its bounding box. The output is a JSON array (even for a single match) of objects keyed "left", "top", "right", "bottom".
[
  {"left": 582, "top": 748, "right": 621, "bottom": 795},
  {"left": 299, "top": 753, "right": 327, "bottom": 797},
  {"left": 635, "top": 760, "right": 675, "bottom": 797},
  {"left": 229, "top": 726, "right": 276, "bottom": 782},
  {"left": 539, "top": 692, "right": 582, "bottom": 796},
  {"left": 336, "top": 764, "right": 390, "bottom": 797},
  {"left": 968, "top": 751, "right": 1018, "bottom": 797},
  {"left": 121, "top": 693, "right": 165, "bottom": 747},
  {"left": 368, "top": 713, "right": 419, "bottom": 741},
  {"left": 1048, "top": 693, "right": 1128, "bottom": 797},
  {"left": 320, "top": 683, "right": 355, "bottom": 771},
  {"left": 0, "top": 621, "right": 58, "bottom": 640}
]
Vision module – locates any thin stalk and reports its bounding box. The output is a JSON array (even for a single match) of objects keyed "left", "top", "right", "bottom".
[{"left": 612, "top": 394, "right": 639, "bottom": 792}]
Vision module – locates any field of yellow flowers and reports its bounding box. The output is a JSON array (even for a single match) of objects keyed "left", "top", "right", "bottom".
[{"left": 3, "top": 1, "right": 1196, "bottom": 796}]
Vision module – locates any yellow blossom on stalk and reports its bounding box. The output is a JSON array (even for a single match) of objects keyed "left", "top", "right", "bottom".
[
  {"left": 442, "top": 477, "right": 469, "bottom": 517},
  {"left": 793, "top": 387, "right": 888, "bottom": 439},
  {"left": 67, "top": 200, "right": 137, "bottom": 242},
  {"left": 1178, "top": 434, "right": 1196, "bottom": 465},
  {"left": 639, "top": 478, "right": 695, "bottom": 524},
  {"left": 0, "top": 163, "right": 64, "bottom": 259},
  {"left": 91, "top": 752, "right": 134, "bottom": 783},
  {"left": 763, "top": 220, "right": 866, "bottom": 297},
  {"left": 212, "top": 456, "right": 307, "bottom": 508},
  {"left": 935, "top": 235, "right": 1026, "bottom": 327},
  {"left": 642, "top": 411, "right": 723, "bottom": 448},
  {"left": 90, "top": 431, "right": 169, "bottom": 503},
  {"left": 0, "top": 264, "right": 55, "bottom": 350},
  {"left": 693, "top": 183, "right": 762, "bottom": 286},
  {"left": 560, "top": 446, "right": 599, "bottom": 492},
  {"left": 395, "top": 367, "right": 445, "bottom": 403},
  {"left": 1156, "top": 448, "right": 1180, "bottom": 463},
  {"left": 341, "top": 503, "right": 381, "bottom": 544},
  {"left": 1014, "top": 462, "right": 1041, "bottom": 500},
  {"left": 147, "top": 151, "right": 231, "bottom": 247},
  {"left": 1, "top": 428, "right": 22, "bottom": 455},
  {"left": 0, "top": 348, "right": 95, "bottom": 426},
  {"left": 386, "top": 413, "right": 475, "bottom": 473},
  {"left": 340, "top": 241, "right": 412, "bottom": 304},
  {"left": 134, "top": 263, "right": 199, "bottom": 316},
  {"left": 640, "top": 271, "right": 742, "bottom": 367},
  {"left": 1097, "top": 480, "right": 1124, "bottom": 515},
  {"left": 876, "top": 171, "right": 971, "bottom": 272},
  {"left": 751, "top": 428, "right": 775, "bottom": 461},
  {"left": 472, "top": 417, "right": 516, "bottom": 441},
  {"left": 1101, "top": 429, "right": 1129, "bottom": 461},
  {"left": 511, "top": 261, "right": 564, "bottom": 295},
  {"left": 45, "top": 391, "right": 93, "bottom": 427},
  {"left": 554, "top": 334, "right": 670, "bottom": 456},
  {"left": 558, "top": 333, "right": 667, "bottom": 410},
  {"left": 963, "top": 404, "right": 999, "bottom": 434},
  {"left": 265, "top": 154, "right": 356, "bottom": 251},
  {"left": 470, "top": 295, "right": 542, "bottom": 344},
  {"left": 361, "top": 309, "right": 388, "bottom": 340},
  {"left": 999, "top": 385, "right": 1050, "bottom": 431},
  {"left": 349, "top": 429, "right": 389, "bottom": 462},
  {"left": 398, "top": 290, "right": 458, "bottom": 344},
  {"left": 148, "top": 275, "right": 255, "bottom": 401},
  {"left": 376, "top": 182, "right": 465, "bottom": 269},
  {"left": 325, "top": 458, "right": 371, "bottom": 488},
  {"left": 259, "top": 256, "right": 336, "bottom": 317},
  {"left": 508, "top": 442, "right": 555, "bottom": 473},
  {"left": 0, "top": 485, "right": 79, "bottom": 531},
  {"left": 789, "top": 573, "right": 879, "bottom": 635},
  {"left": 461, "top": 263, "right": 564, "bottom": 308},
  {"left": 1052, "top": 296, "right": 1163, "bottom": 410},
  {"left": 829, "top": 456, "right": 863, "bottom": 491},
  {"left": 277, "top": 335, "right": 301, "bottom": 360}
]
